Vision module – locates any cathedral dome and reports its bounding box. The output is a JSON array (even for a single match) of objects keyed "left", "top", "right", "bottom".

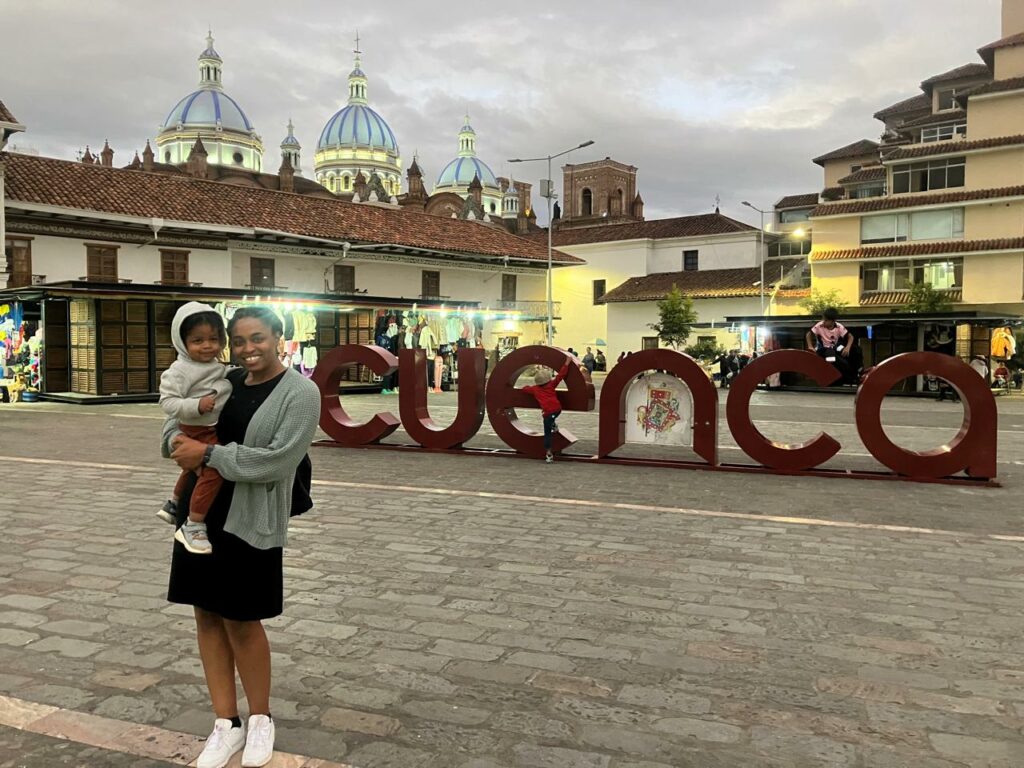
[
  {"left": 155, "top": 32, "right": 263, "bottom": 172},
  {"left": 162, "top": 89, "right": 254, "bottom": 133},
  {"left": 433, "top": 115, "right": 500, "bottom": 193},
  {"left": 317, "top": 104, "right": 398, "bottom": 152},
  {"left": 436, "top": 156, "right": 498, "bottom": 189}
]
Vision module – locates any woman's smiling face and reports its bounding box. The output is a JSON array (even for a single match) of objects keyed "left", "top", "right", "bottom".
[{"left": 230, "top": 317, "right": 280, "bottom": 375}]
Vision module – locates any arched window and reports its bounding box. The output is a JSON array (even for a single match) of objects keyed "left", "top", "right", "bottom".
[
  {"left": 165, "top": 150, "right": 171, "bottom": 163},
  {"left": 490, "top": 202, "right": 497, "bottom": 213},
  {"left": 581, "top": 188, "right": 593, "bottom": 217}
]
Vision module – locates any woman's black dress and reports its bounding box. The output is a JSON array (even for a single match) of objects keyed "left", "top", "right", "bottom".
[{"left": 167, "top": 369, "right": 287, "bottom": 621}]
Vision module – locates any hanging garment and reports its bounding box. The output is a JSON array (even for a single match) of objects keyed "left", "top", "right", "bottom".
[
  {"left": 386, "top": 322, "right": 399, "bottom": 338},
  {"left": 302, "top": 346, "right": 319, "bottom": 369},
  {"left": 293, "top": 311, "right": 317, "bottom": 342},
  {"left": 446, "top": 317, "right": 462, "bottom": 345},
  {"left": 991, "top": 327, "right": 1015, "bottom": 358},
  {"left": 419, "top": 326, "right": 437, "bottom": 358}
]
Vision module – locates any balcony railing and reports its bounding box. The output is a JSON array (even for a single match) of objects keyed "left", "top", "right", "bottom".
[
  {"left": 244, "top": 283, "right": 290, "bottom": 291},
  {"left": 79, "top": 276, "right": 132, "bottom": 284},
  {"left": 495, "top": 300, "right": 562, "bottom": 317}
]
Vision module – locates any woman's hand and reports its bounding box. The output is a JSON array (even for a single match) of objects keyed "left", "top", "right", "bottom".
[{"left": 171, "top": 436, "right": 207, "bottom": 471}]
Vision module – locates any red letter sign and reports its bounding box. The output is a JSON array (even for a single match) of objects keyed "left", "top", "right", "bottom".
[
  {"left": 856, "top": 352, "right": 997, "bottom": 480},
  {"left": 598, "top": 348, "right": 719, "bottom": 464},
  {"left": 486, "top": 345, "right": 595, "bottom": 458},
  {"left": 399, "top": 348, "right": 485, "bottom": 449},
  {"left": 727, "top": 350, "right": 842, "bottom": 471},
  {"left": 312, "top": 344, "right": 399, "bottom": 445}
]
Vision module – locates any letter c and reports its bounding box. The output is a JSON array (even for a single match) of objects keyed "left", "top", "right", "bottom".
[
  {"left": 312, "top": 344, "right": 400, "bottom": 445},
  {"left": 726, "top": 350, "right": 842, "bottom": 471}
]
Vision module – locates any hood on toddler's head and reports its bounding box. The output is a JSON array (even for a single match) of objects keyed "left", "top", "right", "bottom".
[{"left": 170, "top": 301, "right": 221, "bottom": 361}]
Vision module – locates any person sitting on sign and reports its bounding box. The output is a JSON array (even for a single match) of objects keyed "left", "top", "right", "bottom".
[{"left": 805, "top": 307, "right": 861, "bottom": 384}]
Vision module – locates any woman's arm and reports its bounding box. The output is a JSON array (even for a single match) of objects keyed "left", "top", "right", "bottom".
[{"left": 206, "top": 384, "right": 320, "bottom": 482}]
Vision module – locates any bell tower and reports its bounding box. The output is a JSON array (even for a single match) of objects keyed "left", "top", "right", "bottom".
[{"left": 560, "top": 157, "right": 642, "bottom": 229}]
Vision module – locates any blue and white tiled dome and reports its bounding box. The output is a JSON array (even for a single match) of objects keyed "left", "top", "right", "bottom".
[
  {"left": 317, "top": 104, "right": 398, "bottom": 152},
  {"left": 162, "top": 89, "right": 254, "bottom": 133},
  {"left": 436, "top": 156, "right": 498, "bottom": 189}
]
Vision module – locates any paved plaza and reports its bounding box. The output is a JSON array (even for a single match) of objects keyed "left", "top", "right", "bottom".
[{"left": 0, "top": 385, "right": 1023, "bottom": 766}]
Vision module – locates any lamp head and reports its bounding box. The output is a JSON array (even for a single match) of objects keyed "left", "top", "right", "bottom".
[{"left": 578, "top": 140, "right": 595, "bottom": 149}]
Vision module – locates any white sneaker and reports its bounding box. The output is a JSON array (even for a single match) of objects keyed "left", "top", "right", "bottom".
[
  {"left": 241, "top": 714, "right": 275, "bottom": 767},
  {"left": 196, "top": 718, "right": 245, "bottom": 768},
  {"left": 174, "top": 520, "right": 212, "bottom": 555}
]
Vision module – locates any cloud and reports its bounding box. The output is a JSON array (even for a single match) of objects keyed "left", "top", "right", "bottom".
[{"left": 0, "top": 0, "right": 1003, "bottom": 225}]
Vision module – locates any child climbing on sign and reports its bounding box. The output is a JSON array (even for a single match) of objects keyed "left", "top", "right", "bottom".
[{"left": 522, "top": 356, "right": 571, "bottom": 463}]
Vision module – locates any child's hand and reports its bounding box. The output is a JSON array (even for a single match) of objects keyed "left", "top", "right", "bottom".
[{"left": 198, "top": 395, "right": 216, "bottom": 414}]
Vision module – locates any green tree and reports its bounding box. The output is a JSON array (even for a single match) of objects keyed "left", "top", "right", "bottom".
[
  {"left": 684, "top": 337, "right": 726, "bottom": 363},
  {"left": 648, "top": 286, "right": 698, "bottom": 350},
  {"left": 903, "top": 282, "right": 953, "bottom": 314},
  {"left": 799, "top": 288, "right": 846, "bottom": 316}
]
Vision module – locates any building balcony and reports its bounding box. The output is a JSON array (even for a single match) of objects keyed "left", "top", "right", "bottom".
[
  {"left": 78, "top": 276, "right": 132, "bottom": 284},
  {"left": 495, "top": 300, "right": 562, "bottom": 319}
]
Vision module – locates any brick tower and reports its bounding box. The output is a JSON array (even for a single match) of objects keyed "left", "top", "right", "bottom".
[{"left": 559, "top": 157, "right": 643, "bottom": 229}]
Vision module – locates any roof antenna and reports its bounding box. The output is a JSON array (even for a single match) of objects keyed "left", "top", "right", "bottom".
[{"left": 714, "top": 193, "right": 721, "bottom": 214}]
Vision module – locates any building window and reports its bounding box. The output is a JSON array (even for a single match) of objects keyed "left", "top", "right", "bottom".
[
  {"left": 593, "top": 279, "right": 606, "bottom": 304},
  {"left": 851, "top": 183, "right": 886, "bottom": 199},
  {"left": 86, "top": 245, "right": 118, "bottom": 282},
  {"left": 642, "top": 336, "right": 660, "bottom": 350},
  {"left": 891, "top": 157, "right": 965, "bottom": 194},
  {"left": 779, "top": 208, "right": 812, "bottom": 223},
  {"left": 501, "top": 274, "right": 517, "bottom": 303},
  {"left": 165, "top": 151, "right": 171, "bottom": 163},
  {"left": 160, "top": 250, "right": 189, "bottom": 285},
  {"left": 768, "top": 239, "right": 813, "bottom": 258},
  {"left": 249, "top": 257, "right": 275, "bottom": 288},
  {"left": 4, "top": 237, "right": 33, "bottom": 288},
  {"left": 861, "top": 208, "right": 964, "bottom": 244},
  {"left": 683, "top": 250, "right": 699, "bottom": 271},
  {"left": 421, "top": 270, "right": 441, "bottom": 298},
  {"left": 937, "top": 88, "right": 959, "bottom": 111},
  {"left": 863, "top": 257, "right": 963, "bottom": 292},
  {"left": 581, "top": 188, "right": 593, "bottom": 217},
  {"left": 921, "top": 122, "right": 967, "bottom": 143},
  {"left": 334, "top": 264, "right": 355, "bottom": 293},
  {"left": 232, "top": 151, "right": 244, "bottom": 165}
]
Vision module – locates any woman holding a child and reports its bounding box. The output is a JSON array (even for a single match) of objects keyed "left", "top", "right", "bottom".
[{"left": 161, "top": 303, "right": 320, "bottom": 768}]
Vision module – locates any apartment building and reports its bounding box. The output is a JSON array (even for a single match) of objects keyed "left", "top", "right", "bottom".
[{"left": 809, "top": 3, "right": 1024, "bottom": 320}]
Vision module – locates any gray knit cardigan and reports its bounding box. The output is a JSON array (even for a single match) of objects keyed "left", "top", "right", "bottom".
[{"left": 161, "top": 368, "right": 321, "bottom": 550}]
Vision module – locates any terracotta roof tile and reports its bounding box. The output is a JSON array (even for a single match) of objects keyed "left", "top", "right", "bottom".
[
  {"left": 920, "top": 63, "right": 991, "bottom": 89},
  {"left": 883, "top": 133, "right": 1024, "bottom": 161},
  {"left": 775, "top": 193, "right": 819, "bottom": 209},
  {"left": 966, "top": 76, "right": 1024, "bottom": 98},
  {"left": 837, "top": 167, "right": 887, "bottom": 185},
  {"left": 821, "top": 187, "right": 846, "bottom": 201},
  {"left": 811, "top": 185, "right": 1024, "bottom": 217},
  {"left": 897, "top": 110, "right": 967, "bottom": 129},
  {"left": 534, "top": 213, "right": 757, "bottom": 247},
  {"left": 874, "top": 94, "right": 932, "bottom": 121},
  {"left": 979, "top": 31, "right": 1024, "bottom": 55},
  {"left": 812, "top": 237, "right": 1024, "bottom": 262},
  {"left": 812, "top": 139, "right": 880, "bottom": 166},
  {"left": 860, "top": 289, "right": 962, "bottom": 306},
  {"left": 1, "top": 152, "right": 578, "bottom": 264},
  {"left": 0, "top": 100, "right": 18, "bottom": 125},
  {"left": 600, "top": 259, "right": 805, "bottom": 303},
  {"left": 777, "top": 287, "right": 812, "bottom": 299}
]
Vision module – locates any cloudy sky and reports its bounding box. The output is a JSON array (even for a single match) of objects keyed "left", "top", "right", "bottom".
[{"left": 0, "top": 0, "right": 1003, "bottom": 225}]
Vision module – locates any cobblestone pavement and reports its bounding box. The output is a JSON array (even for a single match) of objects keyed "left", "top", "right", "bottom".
[{"left": 0, "top": 387, "right": 1022, "bottom": 766}]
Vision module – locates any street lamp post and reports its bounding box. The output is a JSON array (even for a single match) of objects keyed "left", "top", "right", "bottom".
[
  {"left": 742, "top": 201, "right": 768, "bottom": 316},
  {"left": 509, "top": 140, "right": 595, "bottom": 345}
]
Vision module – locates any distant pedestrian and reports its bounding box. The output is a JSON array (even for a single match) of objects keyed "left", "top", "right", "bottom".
[
  {"left": 523, "top": 357, "right": 570, "bottom": 463},
  {"left": 595, "top": 350, "right": 606, "bottom": 371},
  {"left": 617, "top": 351, "right": 626, "bottom": 365},
  {"left": 164, "top": 306, "right": 320, "bottom": 768},
  {"left": 582, "top": 347, "right": 596, "bottom": 373}
]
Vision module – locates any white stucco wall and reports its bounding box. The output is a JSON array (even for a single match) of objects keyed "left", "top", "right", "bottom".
[
  {"left": 552, "top": 232, "right": 763, "bottom": 354},
  {"left": 605, "top": 296, "right": 762, "bottom": 362},
  {"left": 2, "top": 233, "right": 230, "bottom": 287}
]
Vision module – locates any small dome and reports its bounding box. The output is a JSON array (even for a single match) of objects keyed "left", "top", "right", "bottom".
[
  {"left": 281, "top": 119, "right": 300, "bottom": 147},
  {"left": 162, "top": 89, "right": 254, "bottom": 133},
  {"left": 318, "top": 104, "right": 398, "bottom": 152},
  {"left": 436, "top": 156, "right": 498, "bottom": 189}
]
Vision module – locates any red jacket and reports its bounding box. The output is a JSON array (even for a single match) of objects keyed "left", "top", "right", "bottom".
[{"left": 523, "top": 362, "right": 569, "bottom": 416}]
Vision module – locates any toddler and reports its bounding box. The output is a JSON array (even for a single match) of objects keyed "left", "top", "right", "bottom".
[
  {"left": 158, "top": 302, "right": 232, "bottom": 555},
  {"left": 522, "top": 357, "right": 570, "bottom": 463}
]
